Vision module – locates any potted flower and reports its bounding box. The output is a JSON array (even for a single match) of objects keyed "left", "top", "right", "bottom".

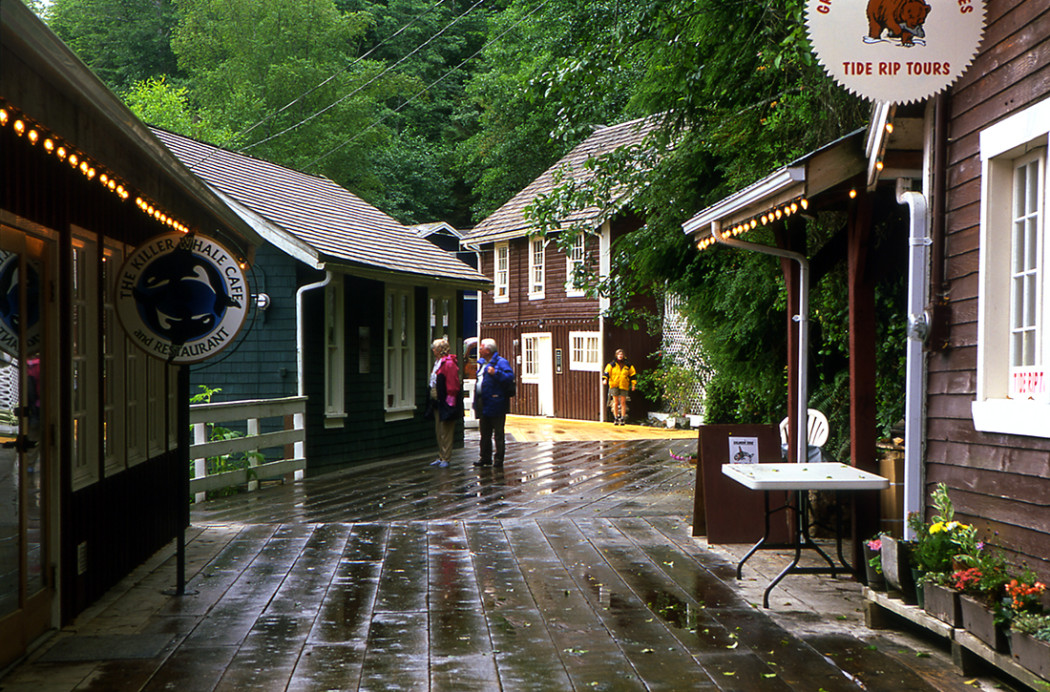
[
  {"left": 864, "top": 534, "right": 886, "bottom": 591},
  {"left": 949, "top": 526, "right": 1012, "bottom": 652},
  {"left": 906, "top": 484, "right": 968, "bottom": 608},
  {"left": 1009, "top": 610, "right": 1050, "bottom": 680}
]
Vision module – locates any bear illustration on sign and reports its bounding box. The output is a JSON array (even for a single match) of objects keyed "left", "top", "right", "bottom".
[{"left": 865, "top": 0, "right": 931, "bottom": 46}]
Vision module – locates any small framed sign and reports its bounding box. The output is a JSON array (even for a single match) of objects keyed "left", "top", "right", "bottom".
[{"left": 728, "top": 436, "right": 759, "bottom": 464}]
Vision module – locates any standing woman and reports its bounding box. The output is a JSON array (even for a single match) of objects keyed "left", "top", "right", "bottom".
[
  {"left": 603, "top": 348, "right": 636, "bottom": 425},
  {"left": 428, "top": 338, "right": 461, "bottom": 468}
]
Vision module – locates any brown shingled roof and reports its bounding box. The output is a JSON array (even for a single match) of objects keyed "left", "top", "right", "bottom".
[
  {"left": 152, "top": 128, "right": 487, "bottom": 287},
  {"left": 466, "top": 115, "right": 664, "bottom": 245}
]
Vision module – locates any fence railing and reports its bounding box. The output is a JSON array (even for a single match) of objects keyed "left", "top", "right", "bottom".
[{"left": 189, "top": 395, "right": 307, "bottom": 502}]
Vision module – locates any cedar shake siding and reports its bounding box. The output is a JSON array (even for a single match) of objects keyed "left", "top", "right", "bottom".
[{"left": 930, "top": 0, "right": 1050, "bottom": 575}]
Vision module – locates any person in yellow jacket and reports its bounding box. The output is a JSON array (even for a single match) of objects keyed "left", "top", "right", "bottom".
[{"left": 602, "top": 349, "right": 636, "bottom": 425}]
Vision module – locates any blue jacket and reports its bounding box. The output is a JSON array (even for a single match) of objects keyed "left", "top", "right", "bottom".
[{"left": 473, "top": 350, "right": 514, "bottom": 417}]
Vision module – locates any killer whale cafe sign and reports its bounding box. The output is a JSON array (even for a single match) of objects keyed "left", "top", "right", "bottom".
[
  {"left": 116, "top": 232, "right": 249, "bottom": 364},
  {"left": 806, "top": 0, "right": 985, "bottom": 104}
]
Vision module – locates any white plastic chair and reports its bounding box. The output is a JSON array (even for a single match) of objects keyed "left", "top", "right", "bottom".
[{"left": 779, "top": 408, "right": 829, "bottom": 449}]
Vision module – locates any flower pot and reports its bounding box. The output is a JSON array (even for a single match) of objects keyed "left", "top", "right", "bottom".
[
  {"left": 1010, "top": 630, "right": 1050, "bottom": 681},
  {"left": 881, "top": 536, "right": 917, "bottom": 603},
  {"left": 863, "top": 544, "right": 886, "bottom": 591},
  {"left": 960, "top": 594, "right": 1009, "bottom": 652},
  {"left": 912, "top": 569, "right": 926, "bottom": 608},
  {"left": 923, "top": 583, "right": 962, "bottom": 627}
]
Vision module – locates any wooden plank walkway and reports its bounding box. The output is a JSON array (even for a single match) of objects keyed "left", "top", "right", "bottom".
[{"left": 1, "top": 430, "right": 1016, "bottom": 691}]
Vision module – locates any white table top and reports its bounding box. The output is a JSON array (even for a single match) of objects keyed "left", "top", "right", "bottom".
[{"left": 722, "top": 462, "right": 890, "bottom": 491}]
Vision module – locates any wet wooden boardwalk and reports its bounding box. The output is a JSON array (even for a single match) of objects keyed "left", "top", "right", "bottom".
[{"left": 2, "top": 432, "right": 1009, "bottom": 691}]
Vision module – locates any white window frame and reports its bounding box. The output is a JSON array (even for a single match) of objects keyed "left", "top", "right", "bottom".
[
  {"left": 568, "top": 331, "right": 601, "bottom": 372},
  {"left": 973, "top": 96, "right": 1050, "bottom": 438},
  {"left": 102, "top": 243, "right": 126, "bottom": 476},
  {"left": 528, "top": 236, "right": 545, "bottom": 300},
  {"left": 494, "top": 242, "right": 509, "bottom": 304},
  {"left": 521, "top": 333, "right": 541, "bottom": 382},
  {"left": 429, "top": 289, "right": 456, "bottom": 345},
  {"left": 70, "top": 234, "right": 99, "bottom": 491},
  {"left": 384, "top": 284, "right": 415, "bottom": 418},
  {"left": 325, "top": 274, "right": 346, "bottom": 427},
  {"left": 566, "top": 233, "right": 587, "bottom": 297}
]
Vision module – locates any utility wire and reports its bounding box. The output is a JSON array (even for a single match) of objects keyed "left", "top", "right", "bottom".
[
  {"left": 239, "top": 0, "right": 486, "bottom": 154},
  {"left": 186, "top": 0, "right": 451, "bottom": 170},
  {"left": 304, "top": 0, "right": 551, "bottom": 172}
]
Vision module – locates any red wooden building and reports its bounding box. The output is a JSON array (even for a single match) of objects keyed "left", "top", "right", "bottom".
[{"left": 464, "top": 117, "right": 663, "bottom": 422}]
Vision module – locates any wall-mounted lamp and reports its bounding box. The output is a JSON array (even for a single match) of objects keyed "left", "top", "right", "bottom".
[{"left": 254, "top": 293, "right": 271, "bottom": 311}]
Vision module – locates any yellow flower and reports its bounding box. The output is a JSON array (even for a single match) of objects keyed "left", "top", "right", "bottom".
[{"left": 929, "top": 522, "right": 945, "bottom": 534}]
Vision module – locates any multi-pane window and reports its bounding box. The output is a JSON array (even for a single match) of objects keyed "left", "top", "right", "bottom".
[
  {"left": 566, "top": 233, "right": 586, "bottom": 296},
  {"left": 102, "top": 246, "right": 126, "bottom": 476},
  {"left": 973, "top": 96, "right": 1050, "bottom": 437},
  {"left": 494, "top": 243, "right": 509, "bottom": 303},
  {"left": 429, "top": 292, "right": 454, "bottom": 344},
  {"left": 385, "top": 285, "right": 415, "bottom": 412},
  {"left": 522, "top": 335, "right": 539, "bottom": 379},
  {"left": 325, "top": 275, "right": 346, "bottom": 423},
  {"left": 568, "top": 331, "right": 601, "bottom": 371},
  {"left": 1010, "top": 154, "right": 1042, "bottom": 371},
  {"left": 70, "top": 239, "right": 98, "bottom": 490},
  {"left": 529, "top": 237, "right": 545, "bottom": 299}
]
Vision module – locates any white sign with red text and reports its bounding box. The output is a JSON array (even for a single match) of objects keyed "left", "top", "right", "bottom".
[{"left": 806, "top": 0, "right": 985, "bottom": 104}]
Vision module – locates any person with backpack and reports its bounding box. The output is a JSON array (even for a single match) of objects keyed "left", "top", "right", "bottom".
[
  {"left": 603, "top": 348, "right": 636, "bottom": 425},
  {"left": 473, "top": 338, "right": 515, "bottom": 467}
]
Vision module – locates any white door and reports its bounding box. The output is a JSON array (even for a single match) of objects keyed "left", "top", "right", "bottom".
[{"left": 536, "top": 335, "right": 554, "bottom": 417}]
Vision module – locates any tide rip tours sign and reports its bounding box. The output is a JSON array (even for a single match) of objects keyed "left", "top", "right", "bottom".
[
  {"left": 116, "top": 232, "right": 249, "bottom": 364},
  {"left": 806, "top": 0, "right": 985, "bottom": 104}
]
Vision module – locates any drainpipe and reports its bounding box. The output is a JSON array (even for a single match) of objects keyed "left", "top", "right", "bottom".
[
  {"left": 295, "top": 271, "right": 331, "bottom": 475},
  {"left": 711, "top": 221, "right": 810, "bottom": 464},
  {"left": 899, "top": 182, "right": 929, "bottom": 540}
]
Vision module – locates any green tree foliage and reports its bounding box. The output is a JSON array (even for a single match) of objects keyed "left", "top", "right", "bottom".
[
  {"left": 124, "top": 76, "right": 235, "bottom": 145},
  {"left": 48, "top": 0, "right": 180, "bottom": 90}
]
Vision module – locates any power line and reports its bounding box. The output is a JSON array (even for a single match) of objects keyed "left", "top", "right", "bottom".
[
  {"left": 239, "top": 0, "right": 486, "bottom": 155},
  {"left": 303, "top": 0, "right": 551, "bottom": 172},
  {"left": 187, "top": 0, "right": 452, "bottom": 170}
]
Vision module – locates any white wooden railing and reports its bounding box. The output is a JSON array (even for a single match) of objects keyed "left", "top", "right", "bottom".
[{"left": 189, "top": 395, "right": 307, "bottom": 502}]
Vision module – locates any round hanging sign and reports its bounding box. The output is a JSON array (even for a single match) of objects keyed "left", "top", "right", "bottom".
[
  {"left": 116, "top": 232, "right": 249, "bottom": 363},
  {"left": 806, "top": 0, "right": 985, "bottom": 104}
]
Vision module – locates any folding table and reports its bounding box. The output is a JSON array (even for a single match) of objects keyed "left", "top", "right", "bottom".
[{"left": 721, "top": 462, "right": 890, "bottom": 607}]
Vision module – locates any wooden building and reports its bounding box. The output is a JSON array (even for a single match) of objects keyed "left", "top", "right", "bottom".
[
  {"left": 464, "top": 117, "right": 662, "bottom": 422},
  {"left": 684, "top": 0, "right": 1050, "bottom": 580},
  {"left": 153, "top": 129, "right": 489, "bottom": 474},
  {"left": 929, "top": 0, "right": 1050, "bottom": 577},
  {"left": 0, "top": 2, "right": 263, "bottom": 668}
]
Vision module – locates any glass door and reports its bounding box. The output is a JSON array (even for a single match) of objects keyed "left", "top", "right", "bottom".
[{"left": 0, "top": 230, "right": 53, "bottom": 668}]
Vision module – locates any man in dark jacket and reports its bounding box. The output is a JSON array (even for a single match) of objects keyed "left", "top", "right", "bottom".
[{"left": 473, "top": 338, "right": 515, "bottom": 466}]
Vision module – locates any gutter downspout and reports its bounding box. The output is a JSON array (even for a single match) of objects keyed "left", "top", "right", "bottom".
[
  {"left": 295, "top": 270, "right": 332, "bottom": 476},
  {"left": 711, "top": 221, "right": 810, "bottom": 463},
  {"left": 898, "top": 183, "right": 929, "bottom": 540}
]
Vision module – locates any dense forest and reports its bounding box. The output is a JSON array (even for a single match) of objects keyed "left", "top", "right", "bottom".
[{"left": 35, "top": 0, "right": 907, "bottom": 459}]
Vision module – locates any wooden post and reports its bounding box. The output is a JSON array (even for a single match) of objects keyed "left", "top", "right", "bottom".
[{"left": 848, "top": 189, "right": 880, "bottom": 567}]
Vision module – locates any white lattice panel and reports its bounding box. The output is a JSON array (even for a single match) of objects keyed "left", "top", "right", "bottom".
[{"left": 663, "top": 293, "right": 707, "bottom": 416}]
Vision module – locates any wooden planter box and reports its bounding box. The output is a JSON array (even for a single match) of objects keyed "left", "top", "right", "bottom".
[
  {"left": 881, "top": 536, "right": 917, "bottom": 603},
  {"left": 1009, "top": 631, "right": 1050, "bottom": 681},
  {"left": 960, "top": 594, "right": 1009, "bottom": 652},
  {"left": 923, "top": 583, "right": 962, "bottom": 627}
]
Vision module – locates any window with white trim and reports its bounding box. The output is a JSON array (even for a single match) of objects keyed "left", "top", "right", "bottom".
[
  {"left": 522, "top": 334, "right": 539, "bottom": 381},
  {"left": 71, "top": 237, "right": 98, "bottom": 490},
  {"left": 566, "top": 233, "right": 586, "bottom": 297},
  {"left": 102, "top": 245, "right": 126, "bottom": 476},
  {"left": 973, "top": 96, "right": 1050, "bottom": 438},
  {"left": 325, "top": 274, "right": 346, "bottom": 425},
  {"left": 569, "top": 331, "right": 601, "bottom": 371},
  {"left": 494, "top": 243, "right": 509, "bottom": 303},
  {"left": 384, "top": 284, "right": 415, "bottom": 413},
  {"left": 429, "top": 290, "right": 455, "bottom": 344},
  {"left": 528, "top": 237, "right": 545, "bottom": 299}
]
